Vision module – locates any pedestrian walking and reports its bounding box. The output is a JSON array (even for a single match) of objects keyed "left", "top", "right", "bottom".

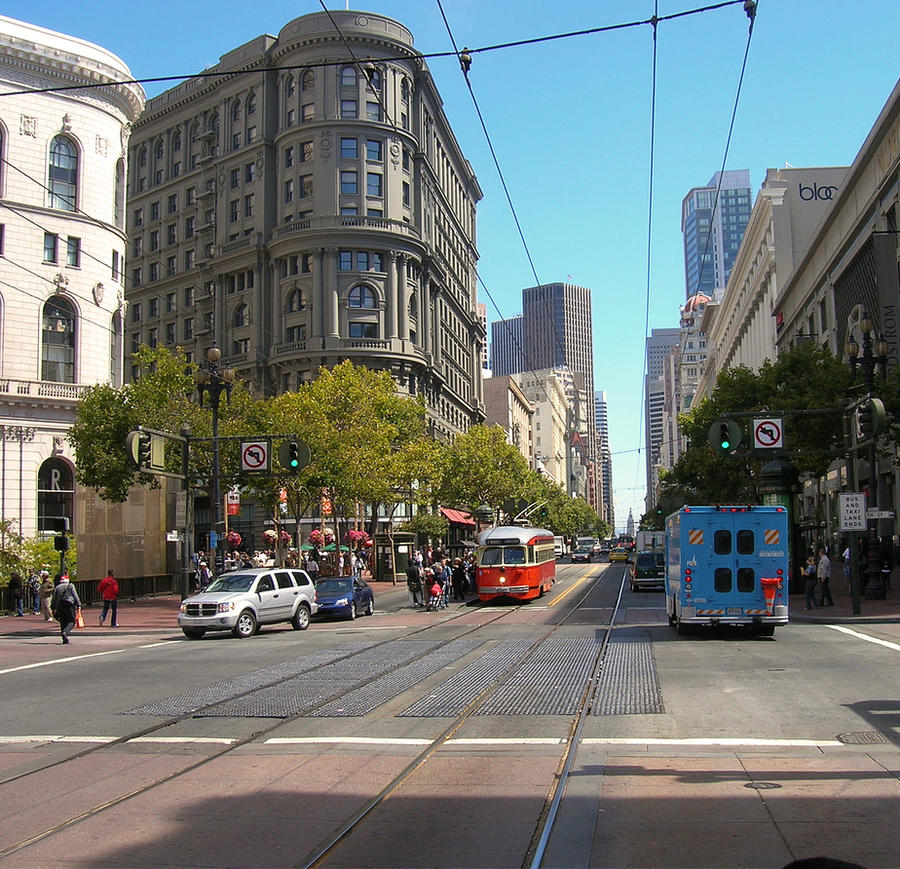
[
  {"left": 197, "top": 561, "right": 212, "bottom": 590},
  {"left": 880, "top": 538, "right": 893, "bottom": 593},
  {"left": 406, "top": 560, "right": 423, "bottom": 607},
  {"left": 305, "top": 555, "right": 319, "bottom": 584},
  {"left": 8, "top": 571, "right": 25, "bottom": 616},
  {"left": 98, "top": 569, "right": 119, "bottom": 626},
  {"left": 50, "top": 573, "right": 81, "bottom": 644},
  {"left": 451, "top": 558, "right": 467, "bottom": 601},
  {"left": 39, "top": 571, "right": 54, "bottom": 621},
  {"left": 817, "top": 546, "right": 834, "bottom": 607},
  {"left": 803, "top": 556, "right": 818, "bottom": 610}
]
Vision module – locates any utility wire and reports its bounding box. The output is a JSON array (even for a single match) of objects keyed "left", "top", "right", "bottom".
[{"left": 0, "top": 2, "right": 750, "bottom": 99}]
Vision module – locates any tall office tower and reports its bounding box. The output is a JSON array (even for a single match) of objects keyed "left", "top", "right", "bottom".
[
  {"left": 522, "top": 283, "right": 596, "bottom": 506},
  {"left": 681, "top": 169, "right": 752, "bottom": 299},
  {"left": 477, "top": 303, "right": 488, "bottom": 370},
  {"left": 594, "top": 390, "right": 614, "bottom": 528},
  {"left": 0, "top": 16, "right": 145, "bottom": 540},
  {"left": 126, "top": 10, "right": 484, "bottom": 443},
  {"left": 644, "top": 327, "right": 680, "bottom": 510},
  {"left": 489, "top": 313, "right": 524, "bottom": 376}
]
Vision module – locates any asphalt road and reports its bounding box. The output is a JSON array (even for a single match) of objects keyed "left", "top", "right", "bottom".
[{"left": 1, "top": 562, "right": 899, "bottom": 868}]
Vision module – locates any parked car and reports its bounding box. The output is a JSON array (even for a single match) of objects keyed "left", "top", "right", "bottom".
[
  {"left": 177, "top": 568, "right": 318, "bottom": 639},
  {"left": 609, "top": 547, "right": 629, "bottom": 563},
  {"left": 630, "top": 550, "right": 665, "bottom": 591},
  {"left": 314, "top": 577, "right": 375, "bottom": 620},
  {"left": 571, "top": 548, "right": 592, "bottom": 564}
]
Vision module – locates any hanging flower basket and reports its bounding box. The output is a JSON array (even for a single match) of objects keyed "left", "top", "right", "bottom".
[
  {"left": 262, "top": 529, "right": 291, "bottom": 545},
  {"left": 308, "top": 528, "right": 334, "bottom": 547},
  {"left": 224, "top": 530, "right": 242, "bottom": 551},
  {"left": 345, "top": 529, "right": 371, "bottom": 547}
]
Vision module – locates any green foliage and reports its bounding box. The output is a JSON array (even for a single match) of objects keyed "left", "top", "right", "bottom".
[
  {"left": 661, "top": 342, "right": 851, "bottom": 506},
  {"left": 0, "top": 520, "right": 77, "bottom": 580},
  {"left": 398, "top": 512, "right": 450, "bottom": 539}
]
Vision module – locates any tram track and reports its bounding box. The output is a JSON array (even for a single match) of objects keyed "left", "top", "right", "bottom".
[{"left": 0, "top": 561, "right": 618, "bottom": 866}]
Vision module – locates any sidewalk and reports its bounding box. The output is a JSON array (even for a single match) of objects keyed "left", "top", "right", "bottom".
[{"left": 785, "top": 563, "right": 900, "bottom": 624}]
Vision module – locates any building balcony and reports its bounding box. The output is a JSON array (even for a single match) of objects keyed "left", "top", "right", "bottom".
[
  {"left": 275, "top": 214, "right": 421, "bottom": 240},
  {"left": 0, "top": 378, "right": 91, "bottom": 402},
  {"left": 274, "top": 341, "right": 307, "bottom": 356}
]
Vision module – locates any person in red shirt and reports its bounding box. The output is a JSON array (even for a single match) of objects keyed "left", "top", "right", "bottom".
[{"left": 98, "top": 570, "right": 119, "bottom": 626}]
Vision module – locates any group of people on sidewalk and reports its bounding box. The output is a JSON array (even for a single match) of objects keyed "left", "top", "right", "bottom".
[
  {"left": 405, "top": 550, "right": 476, "bottom": 611},
  {"left": 6, "top": 569, "right": 53, "bottom": 618},
  {"left": 804, "top": 547, "right": 835, "bottom": 610}
]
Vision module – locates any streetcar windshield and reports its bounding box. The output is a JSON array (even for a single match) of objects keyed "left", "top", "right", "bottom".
[{"left": 480, "top": 546, "right": 527, "bottom": 566}]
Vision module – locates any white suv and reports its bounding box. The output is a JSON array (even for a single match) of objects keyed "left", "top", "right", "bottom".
[{"left": 178, "top": 568, "right": 318, "bottom": 639}]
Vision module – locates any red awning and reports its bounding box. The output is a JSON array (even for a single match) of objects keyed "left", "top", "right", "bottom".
[{"left": 440, "top": 507, "right": 476, "bottom": 527}]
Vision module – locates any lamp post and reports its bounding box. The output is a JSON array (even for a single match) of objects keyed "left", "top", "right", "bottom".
[
  {"left": 194, "top": 345, "right": 235, "bottom": 576},
  {"left": 845, "top": 309, "right": 889, "bottom": 600}
]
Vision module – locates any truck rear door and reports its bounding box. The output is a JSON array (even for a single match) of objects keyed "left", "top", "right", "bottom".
[{"left": 700, "top": 514, "right": 767, "bottom": 616}]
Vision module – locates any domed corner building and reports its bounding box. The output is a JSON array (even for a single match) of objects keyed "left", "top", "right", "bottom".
[
  {"left": 125, "top": 10, "right": 486, "bottom": 444},
  {"left": 0, "top": 16, "right": 145, "bottom": 546}
]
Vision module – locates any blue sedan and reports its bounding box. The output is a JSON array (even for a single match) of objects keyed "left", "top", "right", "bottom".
[{"left": 315, "top": 577, "right": 375, "bottom": 620}]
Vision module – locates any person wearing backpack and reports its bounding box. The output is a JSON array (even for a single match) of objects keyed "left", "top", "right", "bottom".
[{"left": 50, "top": 573, "right": 81, "bottom": 645}]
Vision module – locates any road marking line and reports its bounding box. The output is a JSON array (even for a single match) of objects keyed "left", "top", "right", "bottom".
[
  {"left": 0, "top": 649, "right": 126, "bottom": 676},
  {"left": 129, "top": 736, "right": 236, "bottom": 745},
  {"left": 827, "top": 624, "right": 900, "bottom": 652},
  {"left": 0, "top": 735, "right": 115, "bottom": 744},
  {"left": 549, "top": 570, "right": 600, "bottom": 607},
  {"left": 448, "top": 737, "right": 563, "bottom": 745},
  {"left": 581, "top": 737, "right": 844, "bottom": 747},
  {"left": 266, "top": 736, "right": 432, "bottom": 745}
]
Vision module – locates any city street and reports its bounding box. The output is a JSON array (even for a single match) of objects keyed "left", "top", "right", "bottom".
[{"left": 1, "top": 562, "right": 899, "bottom": 868}]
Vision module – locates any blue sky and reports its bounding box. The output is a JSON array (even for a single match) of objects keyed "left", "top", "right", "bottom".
[{"left": 6, "top": 0, "right": 900, "bottom": 531}]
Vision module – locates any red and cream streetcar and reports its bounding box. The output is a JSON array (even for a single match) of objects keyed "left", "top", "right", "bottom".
[{"left": 475, "top": 525, "right": 557, "bottom": 602}]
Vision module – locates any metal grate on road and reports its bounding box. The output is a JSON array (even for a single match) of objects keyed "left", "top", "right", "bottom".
[
  {"left": 592, "top": 635, "right": 664, "bottom": 715},
  {"left": 309, "top": 639, "right": 485, "bottom": 716},
  {"left": 398, "top": 638, "right": 534, "bottom": 717},
  {"left": 475, "top": 636, "right": 603, "bottom": 716},
  {"left": 196, "top": 640, "right": 442, "bottom": 718},
  {"left": 122, "top": 643, "right": 375, "bottom": 717}
]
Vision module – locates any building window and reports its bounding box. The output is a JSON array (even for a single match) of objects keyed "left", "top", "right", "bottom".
[
  {"left": 245, "top": 162, "right": 255, "bottom": 183},
  {"left": 366, "top": 139, "right": 382, "bottom": 161},
  {"left": 301, "top": 70, "right": 314, "bottom": 90},
  {"left": 368, "top": 68, "right": 382, "bottom": 90},
  {"left": 339, "top": 250, "right": 352, "bottom": 270},
  {"left": 340, "top": 65, "right": 357, "bottom": 87},
  {"left": 184, "top": 318, "right": 193, "bottom": 340},
  {"left": 131, "top": 267, "right": 141, "bottom": 287},
  {"left": 232, "top": 133, "right": 241, "bottom": 150},
  {"left": 148, "top": 326, "right": 158, "bottom": 348},
  {"left": 165, "top": 322, "right": 176, "bottom": 344},
  {"left": 232, "top": 337, "right": 249, "bottom": 355},
  {"left": 366, "top": 101, "right": 382, "bottom": 122},
  {"left": 284, "top": 179, "right": 293, "bottom": 203},
  {"left": 301, "top": 253, "right": 312, "bottom": 273},
  {"left": 372, "top": 252, "right": 383, "bottom": 271},
  {"left": 300, "top": 175, "right": 313, "bottom": 199},
  {"left": 247, "top": 126, "right": 257, "bottom": 143},
  {"left": 230, "top": 168, "right": 240, "bottom": 189},
  {"left": 233, "top": 304, "right": 249, "bottom": 327},
  {"left": 341, "top": 137, "right": 358, "bottom": 159},
  {"left": 185, "top": 216, "right": 195, "bottom": 238},
  {"left": 131, "top": 302, "right": 141, "bottom": 323},
  {"left": 286, "top": 76, "right": 295, "bottom": 98},
  {"left": 133, "top": 208, "right": 143, "bottom": 228},
  {"left": 348, "top": 285, "right": 377, "bottom": 308},
  {"left": 340, "top": 100, "right": 357, "bottom": 119},
  {"left": 183, "top": 286, "right": 193, "bottom": 307},
  {"left": 112, "top": 250, "right": 121, "bottom": 281},
  {"left": 341, "top": 206, "right": 358, "bottom": 216},
  {"left": 285, "top": 324, "right": 305, "bottom": 342},
  {"left": 166, "top": 256, "right": 176, "bottom": 276},
  {"left": 149, "top": 230, "right": 159, "bottom": 251},
  {"left": 167, "top": 223, "right": 177, "bottom": 245},
  {"left": 149, "top": 263, "right": 159, "bottom": 282},
  {"left": 340, "top": 170, "right": 358, "bottom": 194},
  {"left": 150, "top": 201, "right": 160, "bottom": 221},
  {"left": 302, "top": 103, "right": 314, "bottom": 123},
  {"left": 66, "top": 237, "right": 81, "bottom": 267},
  {"left": 247, "top": 92, "right": 256, "bottom": 115},
  {"left": 286, "top": 289, "right": 304, "bottom": 313},
  {"left": 41, "top": 296, "right": 75, "bottom": 382},
  {"left": 43, "top": 232, "right": 58, "bottom": 263},
  {"left": 402, "top": 181, "right": 410, "bottom": 206},
  {"left": 186, "top": 186, "right": 196, "bottom": 205},
  {"left": 284, "top": 146, "right": 293, "bottom": 168},
  {"left": 229, "top": 199, "right": 239, "bottom": 222},
  {"left": 286, "top": 109, "right": 295, "bottom": 127},
  {"left": 366, "top": 173, "right": 382, "bottom": 197},
  {"left": 166, "top": 292, "right": 176, "bottom": 312},
  {"left": 48, "top": 136, "right": 77, "bottom": 211},
  {"left": 301, "top": 141, "right": 313, "bottom": 162},
  {"left": 185, "top": 249, "right": 194, "bottom": 269},
  {"left": 349, "top": 321, "right": 377, "bottom": 339},
  {"left": 167, "top": 193, "right": 178, "bottom": 213},
  {"left": 356, "top": 251, "right": 369, "bottom": 271}
]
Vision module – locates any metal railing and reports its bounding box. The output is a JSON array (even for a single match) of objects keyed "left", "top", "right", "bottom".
[{"left": 0, "top": 574, "right": 175, "bottom": 614}]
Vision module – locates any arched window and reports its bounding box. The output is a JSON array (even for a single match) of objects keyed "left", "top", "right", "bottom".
[
  {"left": 172, "top": 130, "right": 182, "bottom": 151},
  {"left": 246, "top": 92, "right": 257, "bottom": 116},
  {"left": 233, "top": 303, "right": 249, "bottom": 327},
  {"left": 367, "top": 68, "right": 382, "bottom": 90},
  {"left": 408, "top": 292, "right": 417, "bottom": 319},
  {"left": 286, "top": 289, "right": 304, "bottom": 313},
  {"left": 37, "top": 458, "right": 74, "bottom": 535},
  {"left": 41, "top": 296, "right": 76, "bottom": 382},
  {"left": 401, "top": 78, "right": 410, "bottom": 102},
  {"left": 232, "top": 100, "right": 241, "bottom": 123},
  {"left": 286, "top": 75, "right": 295, "bottom": 98},
  {"left": 340, "top": 65, "right": 357, "bottom": 87},
  {"left": 155, "top": 139, "right": 164, "bottom": 161},
  {"left": 348, "top": 285, "right": 377, "bottom": 309},
  {"left": 301, "top": 69, "right": 314, "bottom": 91},
  {"left": 48, "top": 136, "right": 77, "bottom": 211},
  {"left": 138, "top": 146, "right": 147, "bottom": 167}
]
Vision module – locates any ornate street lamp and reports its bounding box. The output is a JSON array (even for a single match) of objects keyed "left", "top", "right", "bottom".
[
  {"left": 194, "top": 345, "right": 235, "bottom": 575},
  {"left": 845, "top": 309, "right": 889, "bottom": 600}
]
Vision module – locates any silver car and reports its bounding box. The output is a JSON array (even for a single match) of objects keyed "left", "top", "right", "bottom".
[{"left": 178, "top": 568, "right": 318, "bottom": 639}]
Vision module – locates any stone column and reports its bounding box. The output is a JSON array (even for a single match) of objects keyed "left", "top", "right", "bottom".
[
  {"left": 431, "top": 286, "right": 442, "bottom": 366},
  {"left": 385, "top": 251, "right": 398, "bottom": 341},
  {"left": 396, "top": 254, "right": 409, "bottom": 342},
  {"left": 313, "top": 248, "right": 326, "bottom": 342},
  {"left": 421, "top": 271, "right": 432, "bottom": 357},
  {"left": 324, "top": 248, "right": 339, "bottom": 340}
]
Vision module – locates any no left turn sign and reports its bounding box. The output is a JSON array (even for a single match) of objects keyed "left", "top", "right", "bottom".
[
  {"left": 753, "top": 418, "right": 783, "bottom": 449},
  {"left": 241, "top": 440, "right": 269, "bottom": 472}
]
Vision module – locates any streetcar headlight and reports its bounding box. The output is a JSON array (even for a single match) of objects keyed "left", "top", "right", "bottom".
[{"left": 499, "top": 576, "right": 506, "bottom": 584}]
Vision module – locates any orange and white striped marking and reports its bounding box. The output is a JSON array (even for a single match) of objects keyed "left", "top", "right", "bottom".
[
  {"left": 764, "top": 528, "right": 780, "bottom": 544},
  {"left": 688, "top": 528, "right": 704, "bottom": 545}
]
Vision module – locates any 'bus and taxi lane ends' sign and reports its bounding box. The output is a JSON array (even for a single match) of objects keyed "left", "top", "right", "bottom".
[{"left": 839, "top": 492, "right": 867, "bottom": 531}]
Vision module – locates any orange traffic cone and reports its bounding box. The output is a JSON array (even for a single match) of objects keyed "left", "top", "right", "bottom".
[{"left": 760, "top": 577, "right": 780, "bottom": 615}]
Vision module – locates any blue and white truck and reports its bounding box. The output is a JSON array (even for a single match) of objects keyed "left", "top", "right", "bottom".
[{"left": 665, "top": 505, "right": 789, "bottom": 636}]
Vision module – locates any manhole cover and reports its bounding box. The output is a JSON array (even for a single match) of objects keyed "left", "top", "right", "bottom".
[
  {"left": 745, "top": 781, "right": 781, "bottom": 790},
  {"left": 837, "top": 731, "right": 891, "bottom": 745}
]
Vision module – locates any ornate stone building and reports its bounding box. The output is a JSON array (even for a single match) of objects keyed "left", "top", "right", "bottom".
[
  {"left": 125, "top": 10, "right": 484, "bottom": 442},
  {"left": 0, "top": 15, "right": 145, "bottom": 541}
]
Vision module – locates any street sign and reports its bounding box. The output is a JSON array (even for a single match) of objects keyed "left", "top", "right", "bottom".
[
  {"left": 753, "top": 418, "right": 783, "bottom": 449},
  {"left": 226, "top": 488, "right": 241, "bottom": 516},
  {"left": 839, "top": 492, "right": 867, "bottom": 531},
  {"left": 866, "top": 509, "right": 894, "bottom": 519},
  {"left": 241, "top": 440, "right": 269, "bottom": 472}
]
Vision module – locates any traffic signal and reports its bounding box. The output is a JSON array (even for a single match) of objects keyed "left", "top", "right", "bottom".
[
  {"left": 708, "top": 418, "right": 742, "bottom": 455},
  {"left": 126, "top": 430, "right": 152, "bottom": 469},
  {"left": 857, "top": 397, "right": 886, "bottom": 439},
  {"left": 54, "top": 534, "right": 69, "bottom": 551},
  {"left": 278, "top": 438, "right": 309, "bottom": 472}
]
